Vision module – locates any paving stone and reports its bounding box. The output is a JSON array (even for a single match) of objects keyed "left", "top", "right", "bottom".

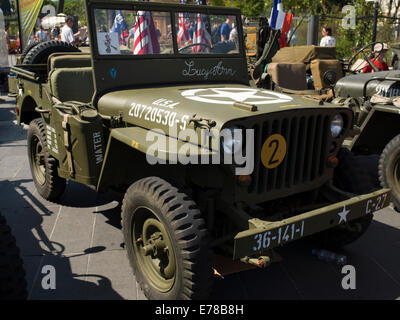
[
  {"left": 92, "top": 201, "right": 124, "bottom": 251},
  {"left": 49, "top": 205, "right": 96, "bottom": 255},
  {"left": 348, "top": 219, "right": 400, "bottom": 288},
  {"left": 277, "top": 241, "right": 354, "bottom": 300},
  {"left": 374, "top": 206, "right": 400, "bottom": 228},
  {"left": 0, "top": 155, "right": 27, "bottom": 178},
  {"left": 137, "top": 285, "right": 147, "bottom": 300},
  {"left": 0, "top": 145, "right": 27, "bottom": 161},
  {"left": 58, "top": 181, "right": 99, "bottom": 208},
  {"left": 85, "top": 249, "right": 136, "bottom": 300},
  {"left": 22, "top": 256, "right": 43, "bottom": 297},
  {"left": 2, "top": 206, "right": 60, "bottom": 256},
  {"left": 0, "top": 178, "right": 39, "bottom": 210},
  {"left": 211, "top": 262, "right": 302, "bottom": 300},
  {"left": 28, "top": 254, "right": 96, "bottom": 299}
]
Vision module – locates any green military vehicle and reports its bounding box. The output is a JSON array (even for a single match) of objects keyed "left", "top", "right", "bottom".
[
  {"left": 332, "top": 42, "right": 400, "bottom": 213},
  {"left": 8, "top": 1, "right": 391, "bottom": 299}
]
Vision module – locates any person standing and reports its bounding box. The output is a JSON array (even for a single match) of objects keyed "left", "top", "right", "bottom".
[
  {"left": 320, "top": 27, "right": 336, "bottom": 47},
  {"left": 36, "top": 26, "right": 47, "bottom": 42},
  {"left": 229, "top": 23, "right": 238, "bottom": 46},
  {"left": 220, "top": 18, "right": 231, "bottom": 41},
  {"left": 61, "top": 16, "right": 80, "bottom": 45}
]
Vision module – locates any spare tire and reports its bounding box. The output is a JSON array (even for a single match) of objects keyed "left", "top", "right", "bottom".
[
  {"left": 23, "top": 40, "right": 80, "bottom": 64},
  {"left": 21, "top": 42, "right": 40, "bottom": 56}
]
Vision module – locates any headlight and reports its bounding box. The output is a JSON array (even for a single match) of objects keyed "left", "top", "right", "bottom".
[
  {"left": 222, "top": 127, "right": 243, "bottom": 155},
  {"left": 331, "top": 114, "right": 344, "bottom": 138}
]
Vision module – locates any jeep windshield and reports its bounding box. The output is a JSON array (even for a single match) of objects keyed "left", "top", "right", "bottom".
[
  {"left": 92, "top": 8, "right": 240, "bottom": 56},
  {"left": 86, "top": 1, "right": 248, "bottom": 95}
]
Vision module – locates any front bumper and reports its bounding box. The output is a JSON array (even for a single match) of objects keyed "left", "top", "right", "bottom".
[{"left": 233, "top": 188, "right": 391, "bottom": 259}]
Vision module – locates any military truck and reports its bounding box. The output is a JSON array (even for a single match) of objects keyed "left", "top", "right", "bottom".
[{"left": 9, "top": 1, "right": 391, "bottom": 300}]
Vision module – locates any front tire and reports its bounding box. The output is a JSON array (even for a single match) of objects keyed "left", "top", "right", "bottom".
[
  {"left": 122, "top": 177, "right": 213, "bottom": 300},
  {"left": 27, "top": 118, "right": 66, "bottom": 200},
  {"left": 312, "top": 149, "right": 380, "bottom": 248},
  {"left": 379, "top": 134, "right": 400, "bottom": 212}
]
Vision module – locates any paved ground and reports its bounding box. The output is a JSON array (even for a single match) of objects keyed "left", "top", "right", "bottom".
[{"left": 1, "top": 93, "right": 400, "bottom": 300}]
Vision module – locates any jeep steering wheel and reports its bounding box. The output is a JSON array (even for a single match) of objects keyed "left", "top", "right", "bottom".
[
  {"left": 178, "top": 43, "right": 212, "bottom": 53},
  {"left": 347, "top": 42, "right": 384, "bottom": 74}
]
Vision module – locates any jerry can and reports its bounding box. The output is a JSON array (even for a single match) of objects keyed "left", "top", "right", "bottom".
[{"left": 46, "top": 102, "right": 105, "bottom": 188}]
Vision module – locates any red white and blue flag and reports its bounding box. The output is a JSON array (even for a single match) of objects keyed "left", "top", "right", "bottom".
[
  {"left": 270, "top": 0, "right": 292, "bottom": 33},
  {"left": 177, "top": 12, "right": 191, "bottom": 45},
  {"left": 192, "top": 13, "right": 211, "bottom": 53},
  {"left": 133, "top": 11, "right": 160, "bottom": 55}
]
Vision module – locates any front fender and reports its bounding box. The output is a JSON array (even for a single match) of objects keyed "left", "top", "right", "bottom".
[
  {"left": 96, "top": 126, "right": 216, "bottom": 191},
  {"left": 351, "top": 105, "right": 400, "bottom": 154}
]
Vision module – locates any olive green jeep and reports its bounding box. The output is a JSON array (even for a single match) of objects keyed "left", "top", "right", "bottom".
[
  {"left": 333, "top": 55, "right": 400, "bottom": 213},
  {"left": 8, "top": 1, "right": 391, "bottom": 299}
]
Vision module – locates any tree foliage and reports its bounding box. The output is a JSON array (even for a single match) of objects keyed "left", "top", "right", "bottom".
[
  {"left": 0, "top": 0, "right": 14, "bottom": 16},
  {"left": 63, "top": 0, "right": 87, "bottom": 25}
]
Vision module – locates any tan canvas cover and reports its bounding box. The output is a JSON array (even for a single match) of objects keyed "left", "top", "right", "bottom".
[
  {"left": 272, "top": 46, "right": 336, "bottom": 64},
  {"left": 310, "top": 59, "right": 343, "bottom": 90},
  {"left": 267, "top": 62, "right": 307, "bottom": 90}
]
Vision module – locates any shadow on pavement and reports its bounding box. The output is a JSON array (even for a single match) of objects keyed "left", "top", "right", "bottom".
[
  {"left": 54, "top": 181, "right": 123, "bottom": 209},
  {"left": 0, "top": 178, "right": 124, "bottom": 300},
  {"left": 210, "top": 219, "right": 400, "bottom": 300}
]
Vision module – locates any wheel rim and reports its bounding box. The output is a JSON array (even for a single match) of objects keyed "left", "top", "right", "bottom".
[
  {"left": 131, "top": 206, "right": 176, "bottom": 293},
  {"left": 30, "top": 135, "right": 46, "bottom": 185}
]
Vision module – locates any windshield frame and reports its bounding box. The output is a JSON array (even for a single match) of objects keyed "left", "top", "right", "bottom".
[{"left": 87, "top": 0, "right": 245, "bottom": 60}]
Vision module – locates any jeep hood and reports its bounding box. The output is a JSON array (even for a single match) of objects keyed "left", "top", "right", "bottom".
[{"left": 97, "top": 83, "right": 342, "bottom": 133}]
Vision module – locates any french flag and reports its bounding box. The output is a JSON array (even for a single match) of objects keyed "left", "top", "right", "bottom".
[{"left": 270, "top": 0, "right": 293, "bottom": 33}]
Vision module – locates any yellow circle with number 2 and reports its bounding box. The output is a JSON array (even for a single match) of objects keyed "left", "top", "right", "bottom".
[{"left": 261, "top": 134, "right": 287, "bottom": 169}]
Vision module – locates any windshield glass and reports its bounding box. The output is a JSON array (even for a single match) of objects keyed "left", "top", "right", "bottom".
[
  {"left": 94, "top": 9, "right": 173, "bottom": 55},
  {"left": 93, "top": 8, "right": 239, "bottom": 56},
  {"left": 175, "top": 12, "right": 238, "bottom": 54}
]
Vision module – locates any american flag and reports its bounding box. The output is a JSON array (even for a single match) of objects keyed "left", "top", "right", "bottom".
[
  {"left": 133, "top": 11, "right": 160, "bottom": 55},
  {"left": 192, "top": 13, "right": 211, "bottom": 53},
  {"left": 177, "top": 12, "right": 191, "bottom": 45}
]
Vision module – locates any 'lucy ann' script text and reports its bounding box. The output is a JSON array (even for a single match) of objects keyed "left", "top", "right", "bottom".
[{"left": 182, "top": 60, "right": 237, "bottom": 80}]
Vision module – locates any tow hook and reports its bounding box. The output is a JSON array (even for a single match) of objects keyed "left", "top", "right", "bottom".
[{"left": 241, "top": 256, "right": 271, "bottom": 268}]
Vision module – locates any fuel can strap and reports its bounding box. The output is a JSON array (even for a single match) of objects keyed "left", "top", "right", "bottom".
[{"left": 62, "top": 114, "right": 75, "bottom": 177}]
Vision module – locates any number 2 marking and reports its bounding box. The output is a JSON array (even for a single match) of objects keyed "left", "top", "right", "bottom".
[
  {"left": 261, "top": 134, "right": 287, "bottom": 169},
  {"left": 268, "top": 139, "right": 280, "bottom": 166}
]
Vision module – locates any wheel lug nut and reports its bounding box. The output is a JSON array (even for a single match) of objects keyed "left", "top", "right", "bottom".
[{"left": 142, "top": 244, "right": 154, "bottom": 256}]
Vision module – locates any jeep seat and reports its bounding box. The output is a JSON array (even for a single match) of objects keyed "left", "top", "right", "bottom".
[
  {"left": 48, "top": 53, "right": 92, "bottom": 71},
  {"left": 49, "top": 67, "right": 94, "bottom": 103},
  {"left": 267, "top": 63, "right": 307, "bottom": 90}
]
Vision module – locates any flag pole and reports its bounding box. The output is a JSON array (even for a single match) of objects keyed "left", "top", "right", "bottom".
[{"left": 15, "top": 0, "right": 23, "bottom": 51}]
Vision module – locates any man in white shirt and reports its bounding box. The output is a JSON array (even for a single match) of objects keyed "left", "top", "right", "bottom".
[
  {"left": 320, "top": 27, "right": 336, "bottom": 47},
  {"left": 61, "top": 16, "right": 80, "bottom": 45}
]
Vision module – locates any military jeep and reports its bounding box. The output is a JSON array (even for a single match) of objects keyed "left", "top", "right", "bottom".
[
  {"left": 9, "top": 1, "right": 391, "bottom": 300},
  {"left": 334, "top": 69, "right": 400, "bottom": 213}
]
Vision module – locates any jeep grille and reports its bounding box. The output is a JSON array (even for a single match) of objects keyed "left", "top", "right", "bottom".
[{"left": 248, "top": 111, "right": 331, "bottom": 195}]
